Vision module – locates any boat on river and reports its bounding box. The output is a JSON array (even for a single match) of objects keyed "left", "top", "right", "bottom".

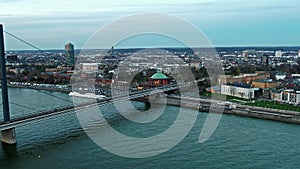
[{"left": 69, "top": 92, "right": 106, "bottom": 99}]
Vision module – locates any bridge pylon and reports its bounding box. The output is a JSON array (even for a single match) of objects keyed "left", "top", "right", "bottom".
[{"left": 0, "top": 24, "right": 16, "bottom": 144}]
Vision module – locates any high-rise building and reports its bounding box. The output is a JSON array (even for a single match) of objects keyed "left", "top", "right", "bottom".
[
  {"left": 111, "top": 46, "right": 114, "bottom": 56},
  {"left": 298, "top": 50, "right": 300, "bottom": 57},
  {"left": 65, "top": 42, "right": 75, "bottom": 66},
  {"left": 261, "top": 55, "right": 269, "bottom": 66}
]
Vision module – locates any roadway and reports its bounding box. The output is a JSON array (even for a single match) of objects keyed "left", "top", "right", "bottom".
[{"left": 0, "top": 84, "right": 179, "bottom": 130}]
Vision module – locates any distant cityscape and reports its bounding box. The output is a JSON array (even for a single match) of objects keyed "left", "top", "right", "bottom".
[{"left": 3, "top": 44, "right": 300, "bottom": 107}]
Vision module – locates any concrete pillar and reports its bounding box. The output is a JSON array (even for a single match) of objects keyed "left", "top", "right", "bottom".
[
  {"left": 145, "top": 102, "right": 151, "bottom": 110},
  {"left": 1, "top": 127, "right": 17, "bottom": 144}
]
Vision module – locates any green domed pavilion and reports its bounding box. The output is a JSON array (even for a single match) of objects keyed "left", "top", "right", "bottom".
[
  {"left": 150, "top": 72, "right": 168, "bottom": 79},
  {"left": 148, "top": 71, "right": 170, "bottom": 86}
]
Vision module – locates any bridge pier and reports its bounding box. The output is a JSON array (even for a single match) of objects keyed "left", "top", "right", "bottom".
[
  {"left": 145, "top": 102, "right": 151, "bottom": 110},
  {"left": 1, "top": 127, "right": 17, "bottom": 144}
]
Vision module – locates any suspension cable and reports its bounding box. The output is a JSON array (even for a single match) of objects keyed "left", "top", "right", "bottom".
[{"left": 3, "top": 30, "right": 74, "bottom": 104}]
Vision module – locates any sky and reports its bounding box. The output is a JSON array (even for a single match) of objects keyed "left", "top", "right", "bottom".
[{"left": 0, "top": 0, "right": 300, "bottom": 50}]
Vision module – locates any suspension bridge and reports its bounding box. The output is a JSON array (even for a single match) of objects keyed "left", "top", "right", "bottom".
[{"left": 0, "top": 83, "right": 179, "bottom": 144}]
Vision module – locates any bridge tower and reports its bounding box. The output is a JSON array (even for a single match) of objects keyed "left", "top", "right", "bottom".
[{"left": 0, "top": 24, "right": 16, "bottom": 144}]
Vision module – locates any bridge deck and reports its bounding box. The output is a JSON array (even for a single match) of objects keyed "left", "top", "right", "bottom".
[{"left": 0, "top": 85, "right": 180, "bottom": 130}]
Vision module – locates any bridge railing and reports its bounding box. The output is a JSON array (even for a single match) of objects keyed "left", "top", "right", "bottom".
[{"left": 0, "top": 84, "right": 182, "bottom": 127}]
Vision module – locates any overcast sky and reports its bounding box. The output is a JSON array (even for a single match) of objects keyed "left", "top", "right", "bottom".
[{"left": 0, "top": 0, "right": 300, "bottom": 50}]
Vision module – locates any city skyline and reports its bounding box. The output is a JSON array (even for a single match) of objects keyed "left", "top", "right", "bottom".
[{"left": 0, "top": 0, "right": 300, "bottom": 50}]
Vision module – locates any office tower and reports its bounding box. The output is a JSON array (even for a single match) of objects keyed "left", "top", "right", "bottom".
[
  {"left": 111, "top": 46, "right": 114, "bottom": 56},
  {"left": 65, "top": 42, "right": 75, "bottom": 66}
]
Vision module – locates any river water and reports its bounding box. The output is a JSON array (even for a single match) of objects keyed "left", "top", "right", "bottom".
[{"left": 0, "top": 88, "right": 299, "bottom": 168}]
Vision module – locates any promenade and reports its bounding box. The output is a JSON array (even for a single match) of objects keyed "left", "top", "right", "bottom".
[{"left": 134, "top": 96, "right": 300, "bottom": 124}]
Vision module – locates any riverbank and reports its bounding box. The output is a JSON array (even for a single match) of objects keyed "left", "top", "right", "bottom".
[
  {"left": 133, "top": 96, "right": 300, "bottom": 125},
  {"left": 7, "top": 84, "right": 71, "bottom": 93},
  {"left": 190, "top": 97, "right": 300, "bottom": 125}
]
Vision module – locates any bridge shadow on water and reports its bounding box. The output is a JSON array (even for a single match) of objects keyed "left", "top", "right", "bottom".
[{"left": 0, "top": 142, "right": 17, "bottom": 161}]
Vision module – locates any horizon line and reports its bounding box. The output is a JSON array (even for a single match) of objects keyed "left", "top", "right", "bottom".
[{"left": 5, "top": 45, "right": 300, "bottom": 52}]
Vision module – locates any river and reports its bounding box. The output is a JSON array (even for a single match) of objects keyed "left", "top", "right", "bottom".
[{"left": 0, "top": 88, "right": 299, "bottom": 168}]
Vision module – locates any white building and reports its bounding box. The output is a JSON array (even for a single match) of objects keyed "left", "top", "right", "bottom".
[
  {"left": 273, "top": 90, "right": 300, "bottom": 105},
  {"left": 221, "top": 84, "right": 255, "bottom": 99},
  {"left": 275, "top": 72, "right": 287, "bottom": 80},
  {"left": 80, "top": 63, "right": 99, "bottom": 73},
  {"left": 281, "top": 90, "right": 291, "bottom": 102},
  {"left": 271, "top": 91, "right": 282, "bottom": 102},
  {"left": 275, "top": 50, "right": 283, "bottom": 57},
  {"left": 242, "top": 51, "right": 249, "bottom": 61}
]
